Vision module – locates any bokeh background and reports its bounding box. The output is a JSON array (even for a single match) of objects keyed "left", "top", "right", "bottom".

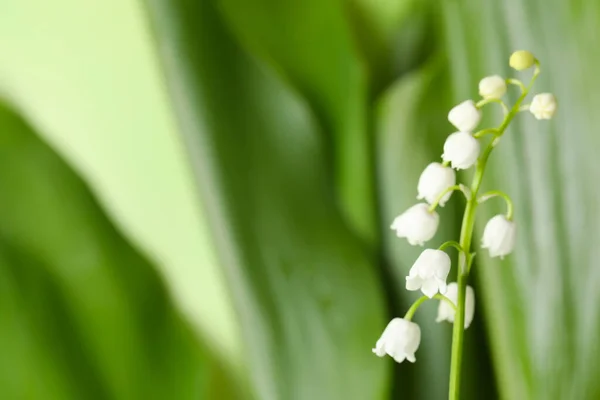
[{"left": 1, "top": 0, "right": 599, "bottom": 399}]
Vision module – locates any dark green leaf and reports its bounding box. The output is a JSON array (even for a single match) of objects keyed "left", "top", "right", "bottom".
[
  {"left": 142, "top": 0, "right": 389, "bottom": 398},
  {"left": 215, "top": 0, "right": 376, "bottom": 242}
]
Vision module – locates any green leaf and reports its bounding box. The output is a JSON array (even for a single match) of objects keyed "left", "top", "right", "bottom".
[
  {"left": 0, "top": 101, "right": 239, "bottom": 399},
  {"left": 0, "top": 0, "right": 241, "bottom": 368},
  {"left": 143, "top": 0, "right": 388, "bottom": 398},
  {"left": 215, "top": 0, "right": 376, "bottom": 243},
  {"left": 346, "top": 0, "right": 435, "bottom": 94}
]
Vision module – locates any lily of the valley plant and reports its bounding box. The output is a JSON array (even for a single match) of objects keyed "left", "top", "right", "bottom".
[{"left": 374, "top": 51, "right": 557, "bottom": 400}]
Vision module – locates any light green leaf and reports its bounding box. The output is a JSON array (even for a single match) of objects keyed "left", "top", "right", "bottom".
[
  {"left": 0, "top": 101, "right": 239, "bottom": 399},
  {"left": 143, "top": 0, "right": 388, "bottom": 399},
  {"left": 0, "top": 0, "right": 241, "bottom": 368}
]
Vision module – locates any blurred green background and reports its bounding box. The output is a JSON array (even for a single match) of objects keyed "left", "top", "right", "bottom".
[{"left": 1, "top": 0, "right": 599, "bottom": 399}]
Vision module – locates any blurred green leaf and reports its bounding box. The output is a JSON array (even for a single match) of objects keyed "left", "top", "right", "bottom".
[
  {"left": 4, "top": 0, "right": 600, "bottom": 398},
  {"left": 0, "top": 101, "right": 241, "bottom": 399},
  {"left": 215, "top": 0, "right": 376, "bottom": 243},
  {"left": 143, "top": 0, "right": 388, "bottom": 398},
  {"left": 0, "top": 0, "right": 241, "bottom": 368},
  {"left": 346, "top": 0, "right": 435, "bottom": 94}
]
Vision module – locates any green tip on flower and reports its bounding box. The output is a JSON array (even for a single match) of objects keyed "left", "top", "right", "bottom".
[{"left": 509, "top": 50, "right": 535, "bottom": 70}]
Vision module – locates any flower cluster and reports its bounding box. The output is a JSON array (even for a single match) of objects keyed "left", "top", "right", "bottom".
[{"left": 373, "top": 51, "right": 556, "bottom": 364}]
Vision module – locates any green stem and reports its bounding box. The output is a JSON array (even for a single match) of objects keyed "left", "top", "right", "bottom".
[
  {"left": 404, "top": 296, "right": 429, "bottom": 321},
  {"left": 475, "top": 98, "right": 509, "bottom": 115},
  {"left": 478, "top": 190, "right": 514, "bottom": 220},
  {"left": 448, "top": 195, "right": 476, "bottom": 400},
  {"left": 448, "top": 68, "right": 538, "bottom": 400},
  {"left": 436, "top": 294, "right": 458, "bottom": 312},
  {"left": 404, "top": 294, "right": 457, "bottom": 321},
  {"left": 506, "top": 78, "right": 526, "bottom": 93},
  {"left": 473, "top": 128, "right": 499, "bottom": 139},
  {"left": 438, "top": 240, "right": 464, "bottom": 253},
  {"left": 428, "top": 185, "right": 462, "bottom": 212}
]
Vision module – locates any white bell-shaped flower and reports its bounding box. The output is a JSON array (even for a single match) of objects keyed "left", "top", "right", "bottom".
[
  {"left": 479, "top": 75, "right": 507, "bottom": 100},
  {"left": 448, "top": 100, "right": 481, "bottom": 132},
  {"left": 436, "top": 282, "right": 475, "bottom": 329},
  {"left": 417, "top": 162, "right": 456, "bottom": 206},
  {"left": 481, "top": 215, "right": 516, "bottom": 258},
  {"left": 390, "top": 204, "right": 439, "bottom": 246},
  {"left": 372, "top": 318, "right": 421, "bottom": 363},
  {"left": 405, "top": 249, "right": 451, "bottom": 298},
  {"left": 442, "top": 132, "right": 480, "bottom": 170},
  {"left": 530, "top": 93, "right": 557, "bottom": 120}
]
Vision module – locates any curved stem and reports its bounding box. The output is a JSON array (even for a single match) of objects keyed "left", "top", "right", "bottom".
[
  {"left": 404, "top": 296, "right": 428, "bottom": 321},
  {"left": 473, "top": 128, "right": 499, "bottom": 139},
  {"left": 476, "top": 98, "right": 509, "bottom": 115},
  {"left": 478, "top": 190, "right": 514, "bottom": 220},
  {"left": 435, "top": 294, "right": 458, "bottom": 312},
  {"left": 404, "top": 294, "right": 458, "bottom": 322},
  {"left": 518, "top": 104, "right": 530, "bottom": 112},
  {"left": 427, "top": 185, "right": 462, "bottom": 212},
  {"left": 439, "top": 240, "right": 464, "bottom": 253},
  {"left": 506, "top": 78, "right": 526, "bottom": 94},
  {"left": 448, "top": 66, "right": 538, "bottom": 400}
]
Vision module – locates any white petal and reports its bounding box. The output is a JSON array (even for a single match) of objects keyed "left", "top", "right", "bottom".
[
  {"left": 372, "top": 318, "right": 421, "bottom": 364},
  {"left": 372, "top": 345, "right": 386, "bottom": 357},
  {"left": 448, "top": 100, "right": 482, "bottom": 131},
  {"left": 436, "top": 301, "right": 452, "bottom": 323},
  {"left": 530, "top": 93, "right": 557, "bottom": 120},
  {"left": 435, "top": 283, "right": 475, "bottom": 329},
  {"left": 432, "top": 254, "right": 451, "bottom": 280},
  {"left": 421, "top": 279, "right": 439, "bottom": 298},
  {"left": 416, "top": 162, "right": 457, "bottom": 206},
  {"left": 479, "top": 75, "right": 507, "bottom": 100},
  {"left": 436, "top": 282, "right": 457, "bottom": 323},
  {"left": 437, "top": 278, "right": 448, "bottom": 295},
  {"left": 391, "top": 352, "right": 407, "bottom": 363},
  {"left": 442, "top": 132, "right": 480, "bottom": 170},
  {"left": 392, "top": 204, "right": 439, "bottom": 246},
  {"left": 405, "top": 276, "right": 423, "bottom": 291},
  {"left": 482, "top": 215, "right": 516, "bottom": 258},
  {"left": 464, "top": 286, "right": 476, "bottom": 329}
]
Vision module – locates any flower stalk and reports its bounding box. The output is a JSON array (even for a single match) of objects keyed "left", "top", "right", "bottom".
[
  {"left": 448, "top": 60, "right": 539, "bottom": 399},
  {"left": 373, "top": 51, "right": 556, "bottom": 400}
]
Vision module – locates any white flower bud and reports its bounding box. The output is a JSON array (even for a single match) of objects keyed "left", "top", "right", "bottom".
[
  {"left": 478, "top": 75, "right": 507, "bottom": 99},
  {"left": 372, "top": 318, "right": 421, "bottom": 363},
  {"left": 406, "top": 249, "right": 451, "bottom": 298},
  {"left": 417, "top": 162, "right": 456, "bottom": 206},
  {"left": 436, "top": 283, "right": 475, "bottom": 329},
  {"left": 390, "top": 204, "right": 439, "bottom": 246},
  {"left": 481, "top": 215, "right": 516, "bottom": 258},
  {"left": 448, "top": 100, "right": 481, "bottom": 132},
  {"left": 442, "top": 132, "right": 480, "bottom": 170},
  {"left": 530, "top": 93, "right": 557, "bottom": 120},
  {"left": 509, "top": 50, "right": 535, "bottom": 71}
]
